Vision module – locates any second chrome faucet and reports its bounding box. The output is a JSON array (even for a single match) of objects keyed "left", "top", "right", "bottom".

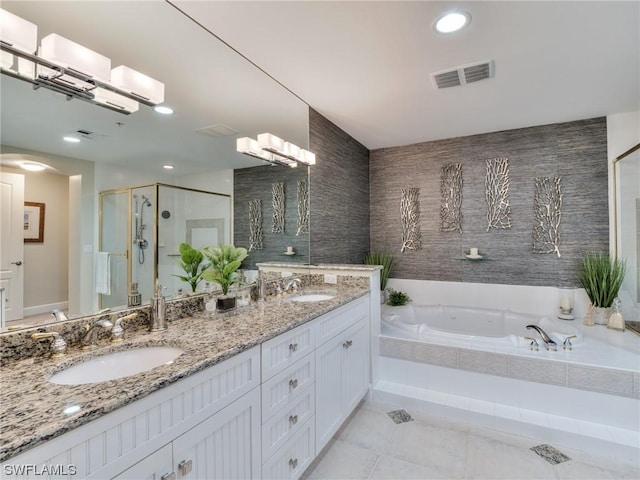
[{"left": 526, "top": 324, "right": 557, "bottom": 351}]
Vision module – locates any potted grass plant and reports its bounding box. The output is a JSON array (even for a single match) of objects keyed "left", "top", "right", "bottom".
[
  {"left": 202, "top": 244, "right": 249, "bottom": 311},
  {"left": 173, "top": 242, "right": 208, "bottom": 293},
  {"left": 576, "top": 251, "right": 626, "bottom": 325},
  {"left": 363, "top": 252, "right": 394, "bottom": 304}
]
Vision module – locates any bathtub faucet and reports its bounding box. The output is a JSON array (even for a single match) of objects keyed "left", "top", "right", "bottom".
[{"left": 526, "top": 325, "right": 557, "bottom": 351}]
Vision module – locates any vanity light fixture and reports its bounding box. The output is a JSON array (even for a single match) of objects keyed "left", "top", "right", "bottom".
[
  {"left": 0, "top": 8, "right": 165, "bottom": 115},
  {"left": 236, "top": 132, "right": 315, "bottom": 168},
  {"left": 63, "top": 136, "right": 81, "bottom": 143},
  {"left": 19, "top": 161, "right": 47, "bottom": 171},
  {"left": 162, "top": 164, "right": 174, "bottom": 170},
  {"left": 434, "top": 11, "right": 471, "bottom": 34}
]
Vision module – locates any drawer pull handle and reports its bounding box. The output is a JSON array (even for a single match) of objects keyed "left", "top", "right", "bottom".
[
  {"left": 343, "top": 340, "right": 353, "bottom": 349},
  {"left": 289, "top": 458, "right": 298, "bottom": 470},
  {"left": 178, "top": 460, "right": 192, "bottom": 476},
  {"left": 161, "top": 473, "right": 176, "bottom": 480},
  {"left": 289, "top": 378, "right": 298, "bottom": 390},
  {"left": 289, "top": 414, "right": 298, "bottom": 426},
  {"left": 289, "top": 343, "right": 298, "bottom": 353}
]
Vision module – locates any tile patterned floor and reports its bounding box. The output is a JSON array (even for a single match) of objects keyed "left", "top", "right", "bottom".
[{"left": 302, "top": 401, "right": 640, "bottom": 480}]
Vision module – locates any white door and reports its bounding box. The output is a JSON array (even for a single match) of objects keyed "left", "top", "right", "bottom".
[
  {"left": 172, "top": 387, "right": 261, "bottom": 479},
  {"left": 0, "top": 172, "right": 25, "bottom": 322},
  {"left": 315, "top": 334, "right": 344, "bottom": 452}
]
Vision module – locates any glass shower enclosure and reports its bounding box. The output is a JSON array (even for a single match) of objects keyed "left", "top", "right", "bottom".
[{"left": 99, "top": 184, "right": 231, "bottom": 309}]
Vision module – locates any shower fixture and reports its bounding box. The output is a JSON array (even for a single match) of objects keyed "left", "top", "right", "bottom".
[{"left": 134, "top": 194, "right": 152, "bottom": 264}]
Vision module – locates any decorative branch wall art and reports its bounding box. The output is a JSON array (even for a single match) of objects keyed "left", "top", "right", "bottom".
[
  {"left": 296, "top": 178, "right": 309, "bottom": 235},
  {"left": 272, "top": 182, "right": 285, "bottom": 233},
  {"left": 532, "top": 176, "right": 563, "bottom": 257},
  {"left": 400, "top": 187, "right": 422, "bottom": 252},
  {"left": 485, "top": 157, "right": 512, "bottom": 231},
  {"left": 248, "top": 199, "right": 263, "bottom": 251},
  {"left": 440, "top": 163, "right": 463, "bottom": 233}
]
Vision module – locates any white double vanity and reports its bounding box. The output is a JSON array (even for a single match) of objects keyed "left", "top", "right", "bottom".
[{"left": 0, "top": 265, "right": 380, "bottom": 480}]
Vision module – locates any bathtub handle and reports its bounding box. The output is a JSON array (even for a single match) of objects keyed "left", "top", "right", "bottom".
[
  {"left": 563, "top": 335, "right": 577, "bottom": 351},
  {"left": 524, "top": 336, "right": 539, "bottom": 351}
]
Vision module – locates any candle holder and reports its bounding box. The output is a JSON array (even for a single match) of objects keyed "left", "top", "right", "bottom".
[{"left": 558, "top": 287, "right": 575, "bottom": 320}]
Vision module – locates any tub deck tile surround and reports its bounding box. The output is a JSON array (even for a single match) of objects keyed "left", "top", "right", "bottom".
[
  {"left": 379, "top": 336, "right": 640, "bottom": 400},
  {"left": 0, "top": 284, "right": 370, "bottom": 462},
  {"left": 509, "top": 357, "right": 567, "bottom": 386}
]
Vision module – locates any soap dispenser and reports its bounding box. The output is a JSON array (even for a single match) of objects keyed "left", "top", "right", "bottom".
[{"left": 150, "top": 280, "right": 167, "bottom": 331}]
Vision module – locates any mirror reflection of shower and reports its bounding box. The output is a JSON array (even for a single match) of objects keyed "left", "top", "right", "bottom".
[{"left": 134, "top": 194, "right": 152, "bottom": 264}]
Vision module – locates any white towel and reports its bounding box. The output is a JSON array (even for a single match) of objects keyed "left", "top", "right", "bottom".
[{"left": 95, "top": 252, "right": 111, "bottom": 295}]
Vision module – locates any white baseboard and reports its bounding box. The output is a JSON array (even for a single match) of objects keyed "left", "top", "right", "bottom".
[{"left": 24, "top": 301, "right": 68, "bottom": 318}]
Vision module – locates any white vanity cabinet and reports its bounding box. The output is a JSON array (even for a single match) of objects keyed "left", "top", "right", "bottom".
[
  {"left": 2, "top": 294, "right": 372, "bottom": 480},
  {"left": 2, "top": 347, "right": 262, "bottom": 480},
  {"left": 315, "top": 298, "right": 370, "bottom": 452}
]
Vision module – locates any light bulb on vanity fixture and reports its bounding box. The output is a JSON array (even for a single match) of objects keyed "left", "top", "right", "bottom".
[{"left": 236, "top": 132, "right": 316, "bottom": 168}]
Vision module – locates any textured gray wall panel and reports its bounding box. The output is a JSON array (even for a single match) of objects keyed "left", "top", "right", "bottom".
[
  {"left": 309, "top": 108, "right": 371, "bottom": 264},
  {"left": 234, "top": 165, "right": 310, "bottom": 269},
  {"left": 370, "top": 117, "right": 609, "bottom": 287}
]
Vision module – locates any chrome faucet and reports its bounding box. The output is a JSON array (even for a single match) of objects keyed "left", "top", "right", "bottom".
[
  {"left": 526, "top": 325, "right": 557, "bottom": 351},
  {"left": 111, "top": 312, "right": 138, "bottom": 342},
  {"left": 82, "top": 317, "right": 114, "bottom": 349},
  {"left": 284, "top": 278, "right": 301, "bottom": 293},
  {"left": 50, "top": 309, "right": 68, "bottom": 322},
  {"left": 32, "top": 331, "right": 67, "bottom": 358}
]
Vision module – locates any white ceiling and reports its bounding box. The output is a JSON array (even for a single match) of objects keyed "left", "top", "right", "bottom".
[
  {"left": 1, "top": 1, "right": 638, "bottom": 174},
  {"left": 175, "top": 0, "right": 640, "bottom": 150}
]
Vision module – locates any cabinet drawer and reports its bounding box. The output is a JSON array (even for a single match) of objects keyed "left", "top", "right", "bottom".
[
  {"left": 262, "top": 322, "right": 315, "bottom": 381},
  {"left": 262, "top": 353, "right": 315, "bottom": 420},
  {"left": 262, "top": 385, "right": 315, "bottom": 461},
  {"left": 262, "top": 417, "right": 315, "bottom": 480},
  {"left": 316, "top": 294, "right": 369, "bottom": 345}
]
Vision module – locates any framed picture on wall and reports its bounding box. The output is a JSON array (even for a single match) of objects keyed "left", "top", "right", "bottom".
[{"left": 24, "top": 202, "right": 45, "bottom": 243}]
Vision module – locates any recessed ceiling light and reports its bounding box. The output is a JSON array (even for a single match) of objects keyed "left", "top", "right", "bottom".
[
  {"left": 434, "top": 11, "right": 471, "bottom": 34},
  {"left": 162, "top": 164, "right": 174, "bottom": 170},
  {"left": 20, "top": 161, "right": 47, "bottom": 172},
  {"left": 154, "top": 105, "right": 174, "bottom": 115},
  {"left": 63, "top": 136, "right": 81, "bottom": 143}
]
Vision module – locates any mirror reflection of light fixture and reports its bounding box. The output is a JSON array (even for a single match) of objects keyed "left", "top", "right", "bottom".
[
  {"left": 20, "top": 161, "right": 47, "bottom": 171},
  {"left": 0, "top": 8, "right": 164, "bottom": 115},
  {"left": 237, "top": 133, "right": 316, "bottom": 168}
]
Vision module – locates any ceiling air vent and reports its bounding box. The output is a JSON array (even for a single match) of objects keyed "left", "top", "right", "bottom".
[{"left": 431, "top": 59, "right": 495, "bottom": 89}]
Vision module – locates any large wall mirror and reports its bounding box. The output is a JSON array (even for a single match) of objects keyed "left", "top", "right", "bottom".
[{"left": 0, "top": 1, "right": 310, "bottom": 331}]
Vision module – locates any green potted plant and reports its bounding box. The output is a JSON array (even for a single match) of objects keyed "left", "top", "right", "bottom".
[
  {"left": 363, "top": 252, "right": 394, "bottom": 304},
  {"left": 202, "top": 244, "right": 249, "bottom": 311},
  {"left": 576, "top": 251, "right": 626, "bottom": 325},
  {"left": 173, "top": 242, "right": 208, "bottom": 293},
  {"left": 386, "top": 289, "right": 411, "bottom": 307}
]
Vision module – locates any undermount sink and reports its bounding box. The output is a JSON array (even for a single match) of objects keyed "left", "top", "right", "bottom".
[
  {"left": 49, "top": 346, "right": 185, "bottom": 385},
  {"left": 290, "top": 294, "right": 335, "bottom": 302}
]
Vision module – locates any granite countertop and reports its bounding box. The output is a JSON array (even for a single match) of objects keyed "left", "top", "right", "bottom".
[{"left": 0, "top": 286, "right": 369, "bottom": 462}]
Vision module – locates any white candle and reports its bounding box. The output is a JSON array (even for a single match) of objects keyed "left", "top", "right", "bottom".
[
  {"left": 469, "top": 247, "right": 479, "bottom": 256},
  {"left": 560, "top": 295, "right": 571, "bottom": 311}
]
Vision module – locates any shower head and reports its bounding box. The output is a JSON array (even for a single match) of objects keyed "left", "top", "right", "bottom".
[{"left": 142, "top": 195, "right": 151, "bottom": 207}]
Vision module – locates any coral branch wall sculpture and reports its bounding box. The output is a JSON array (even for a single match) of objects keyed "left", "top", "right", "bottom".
[
  {"left": 296, "top": 178, "right": 309, "bottom": 235},
  {"left": 440, "top": 163, "right": 463, "bottom": 233},
  {"left": 271, "top": 182, "right": 285, "bottom": 233},
  {"left": 532, "top": 176, "right": 563, "bottom": 257},
  {"left": 401, "top": 187, "right": 422, "bottom": 252},
  {"left": 248, "top": 199, "right": 263, "bottom": 251},
  {"left": 485, "top": 157, "right": 512, "bottom": 231}
]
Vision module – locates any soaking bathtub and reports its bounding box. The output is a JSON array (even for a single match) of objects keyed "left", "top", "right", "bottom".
[{"left": 381, "top": 303, "right": 582, "bottom": 348}]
